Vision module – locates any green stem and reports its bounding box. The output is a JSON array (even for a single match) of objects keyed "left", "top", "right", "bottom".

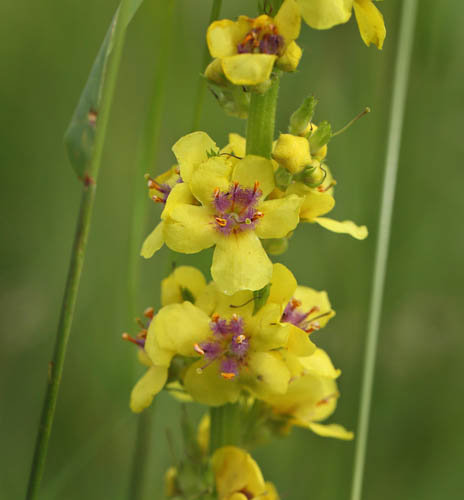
[
  {"left": 245, "top": 76, "right": 280, "bottom": 158},
  {"left": 191, "top": 0, "right": 223, "bottom": 131},
  {"left": 350, "top": 2, "right": 418, "bottom": 500},
  {"left": 25, "top": 1, "right": 133, "bottom": 499},
  {"left": 209, "top": 404, "right": 241, "bottom": 453}
]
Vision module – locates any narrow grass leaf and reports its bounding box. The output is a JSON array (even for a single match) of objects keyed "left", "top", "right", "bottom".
[{"left": 64, "top": 0, "right": 144, "bottom": 178}]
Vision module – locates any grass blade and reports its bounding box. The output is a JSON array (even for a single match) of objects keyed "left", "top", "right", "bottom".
[
  {"left": 64, "top": 0, "right": 144, "bottom": 178},
  {"left": 350, "top": 2, "right": 419, "bottom": 499}
]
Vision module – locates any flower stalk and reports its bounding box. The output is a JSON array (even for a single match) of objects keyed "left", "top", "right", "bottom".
[
  {"left": 209, "top": 404, "right": 241, "bottom": 453},
  {"left": 246, "top": 76, "right": 280, "bottom": 158},
  {"left": 350, "top": 2, "right": 418, "bottom": 499},
  {"left": 25, "top": 1, "right": 133, "bottom": 498}
]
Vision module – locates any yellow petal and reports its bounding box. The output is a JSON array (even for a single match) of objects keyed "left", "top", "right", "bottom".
[
  {"left": 172, "top": 131, "right": 217, "bottom": 183},
  {"left": 287, "top": 324, "right": 317, "bottom": 357},
  {"left": 274, "top": 0, "right": 301, "bottom": 43},
  {"left": 255, "top": 195, "right": 303, "bottom": 239},
  {"left": 247, "top": 303, "right": 289, "bottom": 351},
  {"left": 227, "top": 133, "right": 246, "bottom": 158},
  {"left": 353, "top": 0, "right": 386, "bottom": 49},
  {"left": 207, "top": 19, "right": 250, "bottom": 58},
  {"left": 232, "top": 155, "right": 275, "bottom": 198},
  {"left": 296, "top": 0, "right": 352, "bottom": 29},
  {"left": 213, "top": 446, "right": 265, "bottom": 498},
  {"left": 212, "top": 232, "right": 273, "bottom": 295},
  {"left": 190, "top": 157, "right": 232, "bottom": 206},
  {"left": 130, "top": 365, "right": 168, "bottom": 413},
  {"left": 314, "top": 217, "right": 368, "bottom": 239},
  {"left": 261, "top": 481, "right": 280, "bottom": 500},
  {"left": 183, "top": 360, "right": 241, "bottom": 406},
  {"left": 299, "top": 348, "right": 341, "bottom": 379},
  {"left": 276, "top": 41, "right": 302, "bottom": 72},
  {"left": 165, "top": 381, "right": 193, "bottom": 402},
  {"left": 268, "top": 263, "right": 297, "bottom": 307},
  {"left": 299, "top": 189, "right": 335, "bottom": 221},
  {"left": 245, "top": 351, "right": 291, "bottom": 398},
  {"left": 308, "top": 422, "right": 354, "bottom": 440},
  {"left": 222, "top": 54, "right": 276, "bottom": 86},
  {"left": 161, "top": 266, "right": 207, "bottom": 306},
  {"left": 164, "top": 205, "right": 217, "bottom": 254},
  {"left": 140, "top": 222, "right": 164, "bottom": 259},
  {"left": 163, "top": 183, "right": 196, "bottom": 219},
  {"left": 146, "top": 302, "right": 211, "bottom": 360}
]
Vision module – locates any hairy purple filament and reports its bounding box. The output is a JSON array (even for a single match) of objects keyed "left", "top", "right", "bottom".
[
  {"left": 281, "top": 299, "right": 321, "bottom": 334},
  {"left": 149, "top": 175, "right": 183, "bottom": 204},
  {"left": 196, "top": 314, "right": 250, "bottom": 378},
  {"left": 213, "top": 182, "right": 263, "bottom": 235}
]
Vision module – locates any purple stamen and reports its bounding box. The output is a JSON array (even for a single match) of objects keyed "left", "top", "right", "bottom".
[{"left": 259, "top": 33, "right": 284, "bottom": 55}]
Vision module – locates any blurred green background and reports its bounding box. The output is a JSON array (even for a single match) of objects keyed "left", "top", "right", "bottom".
[{"left": 1, "top": 0, "right": 463, "bottom": 499}]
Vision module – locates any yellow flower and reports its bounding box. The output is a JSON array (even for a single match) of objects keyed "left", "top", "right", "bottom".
[
  {"left": 296, "top": 0, "right": 386, "bottom": 49},
  {"left": 126, "top": 267, "right": 207, "bottom": 412},
  {"left": 142, "top": 131, "right": 303, "bottom": 295},
  {"left": 224, "top": 130, "right": 368, "bottom": 240},
  {"left": 213, "top": 446, "right": 280, "bottom": 500},
  {"left": 265, "top": 348, "right": 354, "bottom": 440},
  {"left": 207, "top": 0, "right": 301, "bottom": 86},
  {"left": 144, "top": 263, "right": 321, "bottom": 407}
]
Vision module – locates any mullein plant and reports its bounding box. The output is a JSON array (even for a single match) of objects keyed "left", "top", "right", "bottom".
[{"left": 124, "top": 0, "right": 386, "bottom": 497}]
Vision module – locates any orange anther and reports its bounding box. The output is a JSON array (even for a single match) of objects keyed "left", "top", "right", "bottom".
[
  {"left": 215, "top": 217, "right": 228, "bottom": 227},
  {"left": 194, "top": 343, "right": 205, "bottom": 356},
  {"left": 212, "top": 313, "right": 220, "bottom": 322},
  {"left": 122, "top": 333, "right": 139, "bottom": 346},
  {"left": 236, "top": 334, "right": 246, "bottom": 344},
  {"left": 221, "top": 372, "right": 236, "bottom": 380},
  {"left": 144, "top": 307, "right": 155, "bottom": 319},
  {"left": 152, "top": 195, "right": 164, "bottom": 203},
  {"left": 291, "top": 298, "right": 302, "bottom": 308}
]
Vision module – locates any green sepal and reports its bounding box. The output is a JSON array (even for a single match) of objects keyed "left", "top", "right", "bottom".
[
  {"left": 209, "top": 84, "right": 250, "bottom": 120},
  {"left": 289, "top": 95, "right": 318, "bottom": 136},
  {"left": 294, "top": 165, "right": 327, "bottom": 188},
  {"left": 253, "top": 284, "right": 271, "bottom": 315},
  {"left": 64, "top": 0, "right": 144, "bottom": 178},
  {"left": 308, "top": 120, "right": 332, "bottom": 152},
  {"left": 274, "top": 166, "right": 293, "bottom": 191}
]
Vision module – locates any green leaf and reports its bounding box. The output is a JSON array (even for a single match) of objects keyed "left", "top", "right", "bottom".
[
  {"left": 308, "top": 120, "right": 332, "bottom": 152},
  {"left": 253, "top": 283, "right": 271, "bottom": 315},
  {"left": 64, "top": 0, "right": 144, "bottom": 178}
]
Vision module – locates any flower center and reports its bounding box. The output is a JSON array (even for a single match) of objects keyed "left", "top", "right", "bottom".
[
  {"left": 281, "top": 299, "right": 328, "bottom": 334},
  {"left": 194, "top": 314, "right": 250, "bottom": 379},
  {"left": 237, "top": 23, "right": 284, "bottom": 55},
  {"left": 213, "top": 181, "right": 263, "bottom": 235}
]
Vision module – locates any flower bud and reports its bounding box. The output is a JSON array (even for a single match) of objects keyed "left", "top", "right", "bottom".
[
  {"left": 289, "top": 95, "right": 318, "bottom": 136},
  {"left": 210, "top": 85, "right": 250, "bottom": 119},
  {"left": 273, "top": 133, "right": 311, "bottom": 174},
  {"left": 204, "top": 59, "right": 228, "bottom": 87},
  {"left": 309, "top": 120, "right": 332, "bottom": 152},
  {"left": 297, "top": 164, "right": 327, "bottom": 188}
]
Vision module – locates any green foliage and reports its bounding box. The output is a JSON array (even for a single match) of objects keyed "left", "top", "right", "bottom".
[{"left": 64, "top": 0, "right": 144, "bottom": 178}]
